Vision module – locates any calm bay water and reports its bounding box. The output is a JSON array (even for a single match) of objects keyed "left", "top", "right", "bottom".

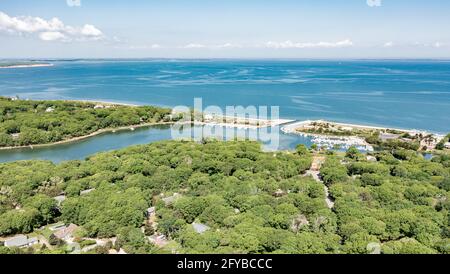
[
  {"left": 0, "top": 125, "right": 312, "bottom": 163},
  {"left": 0, "top": 59, "right": 449, "bottom": 163}
]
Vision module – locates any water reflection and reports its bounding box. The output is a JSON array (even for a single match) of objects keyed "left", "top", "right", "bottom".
[{"left": 0, "top": 124, "right": 313, "bottom": 163}]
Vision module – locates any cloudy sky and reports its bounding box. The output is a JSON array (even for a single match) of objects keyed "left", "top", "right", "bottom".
[{"left": 0, "top": 0, "right": 449, "bottom": 58}]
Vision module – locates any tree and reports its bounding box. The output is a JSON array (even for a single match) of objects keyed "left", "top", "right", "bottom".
[
  {"left": 174, "top": 197, "right": 207, "bottom": 223},
  {"left": 49, "top": 234, "right": 63, "bottom": 246},
  {"left": 346, "top": 146, "right": 361, "bottom": 160},
  {"left": 295, "top": 144, "right": 309, "bottom": 156},
  {"left": 24, "top": 194, "right": 57, "bottom": 224},
  {"left": 116, "top": 227, "right": 154, "bottom": 254}
]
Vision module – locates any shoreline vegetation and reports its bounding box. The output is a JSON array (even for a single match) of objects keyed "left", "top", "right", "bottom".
[
  {"left": 0, "top": 121, "right": 173, "bottom": 151},
  {"left": 0, "top": 97, "right": 174, "bottom": 149}
]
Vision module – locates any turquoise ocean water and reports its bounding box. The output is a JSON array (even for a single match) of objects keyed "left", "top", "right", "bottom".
[{"left": 0, "top": 60, "right": 449, "bottom": 162}]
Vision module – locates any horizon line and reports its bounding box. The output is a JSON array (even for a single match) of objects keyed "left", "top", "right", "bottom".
[{"left": 2, "top": 57, "right": 450, "bottom": 61}]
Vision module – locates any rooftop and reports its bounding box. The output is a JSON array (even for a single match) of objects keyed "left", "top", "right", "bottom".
[
  {"left": 54, "top": 224, "right": 79, "bottom": 239},
  {"left": 4, "top": 235, "right": 38, "bottom": 247},
  {"left": 192, "top": 223, "right": 210, "bottom": 234}
]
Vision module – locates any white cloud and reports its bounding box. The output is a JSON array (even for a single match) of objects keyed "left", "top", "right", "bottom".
[
  {"left": 412, "top": 41, "right": 447, "bottom": 48},
  {"left": 183, "top": 43, "right": 207, "bottom": 49},
  {"left": 66, "top": 0, "right": 81, "bottom": 7},
  {"left": 215, "top": 43, "right": 242, "bottom": 49},
  {"left": 126, "top": 44, "right": 162, "bottom": 50},
  {"left": 383, "top": 41, "right": 394, "bottom": 47},
  {"left": 367, "top": 0, "right": 382, "bottom": 7},
  {"left": 434, "top": 42, "right": 442, "bottom": 48},
  {"left": 0, "top": 11, "right": 103, "bottom": 42},
  {"left": 265, "top": 39, "right": 354, "bottom": 49},
  {"left": 80, "top": 24, "right": 102, "bottom": 37},
  {"left": 39, "top": 31, "right": 66, "bottom": 41},
  {"left": 182, "top": 43, "right": 242, "bottom": 49}
]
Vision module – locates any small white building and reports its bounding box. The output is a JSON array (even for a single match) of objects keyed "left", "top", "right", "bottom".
[
  {"left": 11, "top": 133, "right": 20, "bottom": 140},
  {"left": 192, "top": 223, "right": 210, "bottom": 234},
  {"left": 380, "top": 133, "right": 400, "bottom": 142},
  {"left": 80, "top": 188, "right": 95, "bottom": 196},
  {"left": 146, "top": 207, "right": 156, "bottom": 218},
  {"left": 366, "top": 155, "right": 377, "bottom": 162},
  {"left": 148, "top": 234, "right": 167, "bottom": 247},
  {"left": 45, "top": 107, "right": 55, "bottom": 113},
  {"left": 54, "top": 224, "right": 79, "bottom": 241},
  {"left": 162, "top": 193, "right": 181, "bottom": 205},
  {"left": 445, "top": 142, "right": 450, "bottom": 149},
  {"left": 53, "top": 195, "right": 66, "bottom": 206},
  {"left": 204, "top": 114, "right": 214, "bottom": 121}
]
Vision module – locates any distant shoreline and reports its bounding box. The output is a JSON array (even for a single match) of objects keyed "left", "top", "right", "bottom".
[
  {"left": 0, "top": 98, "right": 446, "bottom": 151},
  {"left": 0, "top": 63, "right": 54, "bottom": 69}
]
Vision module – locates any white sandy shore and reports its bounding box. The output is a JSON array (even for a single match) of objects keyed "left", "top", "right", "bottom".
[
  {"left": 0, "top": 63, "right": 54, "bottom": 69},
  {"left": 190, "top": 118, "right": 294, "bottom": 129},
  {"left": 73, "top": 99, "right": 140, "bottom": 107},
  {"left": 282, "top": 119, "right": 439, "bottom": 136}
]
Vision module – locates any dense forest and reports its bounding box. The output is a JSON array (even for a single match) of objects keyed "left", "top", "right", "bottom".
[
  {"left": 0, "top": 140, "right": 448, "bottom": 254},
  {"left": 0, "top": 97, "right": 172, "bottom": 147}
]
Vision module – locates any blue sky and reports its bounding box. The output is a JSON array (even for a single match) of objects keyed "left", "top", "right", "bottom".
[{"left": 0, "top": 0, "right": 450, "bottom": 58}]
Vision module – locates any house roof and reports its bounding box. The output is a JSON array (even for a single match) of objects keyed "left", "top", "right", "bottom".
[
  {"left": 54, "top": 224, "right": 79, "bottom": 239},
  {"left": 28, "top": 237, "right": 38, "bottom": 245},
  {"left": 192, "top": 223, "right": 210, "bottom": 234},
  {"left": 80, "top": 188, "right": 95, "bottom": 195},
  {"left": 380, "top": 133, "right": 400, "bottom": 141},
  {"left": 4, "top": 235, "right": 28, "bottom": 247},
  {"left": 53, "top": 195, "right": 66, "bottom": 205},
  {"left": 49, "top": 223, "right": 66, "bottom": 231},
  {"left": 4, "top": 235, "right": 37, "bottom": 247},
  {"left": 162, "top": 193, "right": 180, "bottom": 205}
]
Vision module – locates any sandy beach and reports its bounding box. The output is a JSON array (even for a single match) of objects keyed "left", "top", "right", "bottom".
[
  {"left": 0, "top": 63, "right": 54, "bottom": 69},
  {"left": 282, "top": 119, "right": 438, "bottom": 136}
]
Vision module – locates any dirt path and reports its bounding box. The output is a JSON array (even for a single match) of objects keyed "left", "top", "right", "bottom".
[{"left": 306, "top": 155, "right": 335, "bottom": 209}]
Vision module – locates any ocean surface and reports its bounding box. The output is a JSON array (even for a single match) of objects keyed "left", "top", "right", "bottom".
[{"left": 0, "top": 59, "right": 449, "bottom": 163}]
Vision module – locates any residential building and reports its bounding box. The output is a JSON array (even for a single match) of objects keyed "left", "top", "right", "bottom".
[
  {"left": 192, "top": 223, "right": 210, "bottom": 234},
  {"left": 4, "top": 235, "right": 38, "bottom": 248}
]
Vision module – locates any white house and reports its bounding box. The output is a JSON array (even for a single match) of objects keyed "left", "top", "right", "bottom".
[
  {"left": 162, "top": 193, "right": 181, "bottom": 205},
  {"left": 80, "top": 188, "right": 95, "bottom": 195},
  {"left": 146, "top": 207, "right": 156, "bottom": 218},
  {"left": 45, "top": 107, "right": 55, "bottom": 113},
  {"left": 192, "top": 223, "right": 210, "bottom": 234}
]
